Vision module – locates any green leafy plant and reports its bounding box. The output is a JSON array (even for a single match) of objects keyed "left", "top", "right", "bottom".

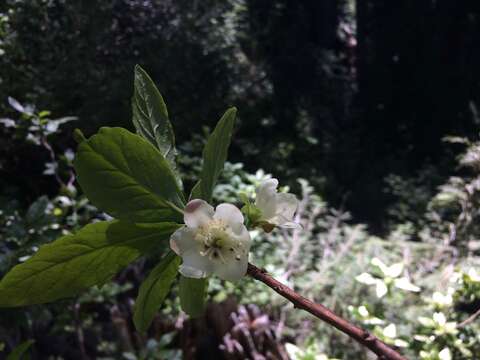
[
  {"left": 0, "top": 65, "right": 239, "bottom": 330},
  {"left": 6, "top": 339, "right": 35, "bottom": 360}
]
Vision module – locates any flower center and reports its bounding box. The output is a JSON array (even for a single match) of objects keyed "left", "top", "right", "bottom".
[{"left": 194, "top": 220, "right": 244, "bottom": 262}]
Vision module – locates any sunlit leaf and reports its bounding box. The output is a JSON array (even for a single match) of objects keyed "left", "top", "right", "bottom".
[
  {"left": 0, "top": 221, "right": 180, "bottom": 306},
  {"left": 198, "top": 107, "right": 236, "bottom": 202},
  {"left": 74, "top": 127, "right": 185, "bottom": 223},
  {"left": 132, "top": 65, "right": 179, "bottom": 182}
]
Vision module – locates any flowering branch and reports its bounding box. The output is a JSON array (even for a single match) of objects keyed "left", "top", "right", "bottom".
[{"left": 246, "top": 263, "right": 408, "bottom": 360}]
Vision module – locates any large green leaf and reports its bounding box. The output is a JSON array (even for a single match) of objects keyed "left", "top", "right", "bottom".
[
  {"left": 6, "top": 340, "right": 35, "bottom": 360},
  {"left": 198, "top": 107, "right": 237, "bottom": 202},
  {"left": 0, "top": 221, "right": 180, "bottom": 307},
  {"left": 74, "top": 127, "right": 185, "bottom": 223},
  {"left": 179, "top": 276, "right": 208, "bottom": 317},
  {"left": 133, "top": 251, "right": 180, "bottom": 332},
  {"left": 132, "top": 65, "right": 178, "bottom": 178}
]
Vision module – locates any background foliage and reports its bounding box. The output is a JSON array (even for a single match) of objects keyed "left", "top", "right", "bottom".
[{"left": 1, "top": 0, "right": 480, "bottom": 359}]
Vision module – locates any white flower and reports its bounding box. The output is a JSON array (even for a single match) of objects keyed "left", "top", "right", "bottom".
[
  {"left": 383, "top": 323, "right": 397, "bottom": 338},
  {"left": 355, "top": 272, "right": 388, "bottom": 298},
  {"left": 431, "top": 290, "right": 453, "bottom": 307},
  {"left": 371, "top": 258, "right": 403, "bottom": 278},
  {"left": 170, "top": 199, "right": 251, "bottom": 282},
  {"left": 382, "top": 324, "right": 408, "bottom": 347},
  {"left": 433, "top": 312, "right": 447, "bottom": 326},
  {"left": 438, "top": 348, "right": 452, "bottom": 360},
  {"left": 255, "top": 178, "right": 299, "bottom": 228},
  {"left": 467, "top": 268, "right": 480, "bottom": 282},
  {"left": 393, "top": 339, "right": 408, "bottom": 348},
  {"left": 358, "top": 305, "right": 369, "bottom": 317},
  {"left": 394, "top": 277, "right": 421, "bottom": 292},
  {"left": 368, "top": 258, "right": 421, "bottom": 294}
]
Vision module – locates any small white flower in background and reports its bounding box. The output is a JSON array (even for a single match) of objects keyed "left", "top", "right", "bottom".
[
  {"left": 430, "top": 288, "right": 454, "bottom": 308},
  {"left": 438, "top": 347, "right": 452, "bottom": 360},
  {"left": 170, "top": 199, "right": 251, "bottom": 282},
  {"left": 355, "top": 258, "right": 420, "bottom": 298},
  {"left": 467, "top": 267, "right": 480, "bottom": 282},
  {"left": 413, "top": 334, "right": 434, "bottom": 343},
  {"left": 284, "top": 343, "right": 339, "bottom": 360},
  {"left": 355, "top": 272, "right": 389, "bottom": 298},
  {"left": 357, "top": 305, "right": 370, "bottom": 318},
  {"left": 394, "top": 277, "right": 421, "bottom": 292},
  {"left": 371, "top": 258, "right": 403, "bottom": 278},
  {"left": 383, "top": 323, "right": 397, "bottom": 338},
  {"left": 381, "top": 324, "right": 408, "bottom": 348},
  {"left": 255, "top": 178, "right": 300, "bottom": 229},
  {"left": 419, "top": 312, "right": 458, "bottom": 336},
  {"left": 349, "top": 305, "right": 384, "bottom": 325},
  {"left": 433, "top": 312, "right": 447, "bottom": 326}
]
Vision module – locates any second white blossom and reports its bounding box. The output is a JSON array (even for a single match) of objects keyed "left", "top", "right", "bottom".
[{"left": 255, "top": 178, "right": 300, "bottom": 229}]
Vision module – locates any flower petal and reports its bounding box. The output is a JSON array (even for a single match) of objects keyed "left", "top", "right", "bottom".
[
  {"left": 274, "top": 193, "right": 298, "bottom": 223},
  {"left": 438, "top": 348, "right": 452, "bottom": 360},
  {"left": 394, "top": 277, "right": 420, "bottom": 292},
  {"left": 433, "top": 312, "right": 446, "bottom": 325},
  {"left": 371, "top": 258, "right": 389, "bottom": 275},
  {"left": 255, "top": 178, "right": 278, "bottom": 220},
  {"left": 355, "top": 272, "right": 377, "bottom": 285},
  {"left": 230, "top": 223, "right": 252, "bottom": 247},
  {"left": 179, "top": 249, "right": 213, "bottom": 279},
  {"left": 375, "top": 280, "right": 388, "bottom": 298},
  {"left": 213, "top": 203, "right": 244, "bottom": 226},
  {"left": 170, "top": 227, "right": 196, "bottom": 255},
  {"left": 383, "top": 323, "right": 397, "bottom": 338},
  {"left": 386, "top": 262, "right": 404, "bottom": 278},
  {"left": 468, "top": 268, "right": 480, "bottom": 282},
  {"left": 213, "top": 252, "right": 249, "bottom": 282},
  {"left": 184, "top": 199, "right": 214, "bottom": 228}
]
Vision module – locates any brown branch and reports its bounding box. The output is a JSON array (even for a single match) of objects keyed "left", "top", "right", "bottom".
[
  {"left": 457, "top": 307, "right": 480, "bottom": 328},
  {"left": 247, "top": 263, "right": 408, "bottom": 360}
]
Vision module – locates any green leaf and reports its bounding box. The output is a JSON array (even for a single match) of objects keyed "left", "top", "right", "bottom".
[
  {"left": 132, "top": 65, "right": 178, "bottom": 178},
  {"left": 198, "top": 107, "right": 237, "bottom": 202},
  {"left": 189, "top": 180, "right": 202, "bottom": 201},
  {"left": 74, "top": 127, "right": 185, "bottom": 223},
  {"left": 73, "top": 128, "right": 86, "bottom": 143},
  {"left": 179, "top": 276, "right": 208, "bottom": 317},
  {"left": 0, "top": 221, "right": 180, "bottom": 307},
  {"left": 133, "top": 251, "right": 180, "bottom": 332},
  {"left": 25, "top": 196, "right": 51, "bottom": 227},
  {"left": 6, "top": 340, "right": 35, "bottom": 360}
]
